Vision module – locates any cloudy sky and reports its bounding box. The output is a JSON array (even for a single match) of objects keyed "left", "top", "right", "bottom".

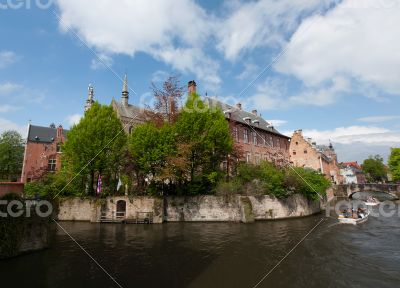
[{"left": 1, "top": 0, "right": 399, "bottom": 162}]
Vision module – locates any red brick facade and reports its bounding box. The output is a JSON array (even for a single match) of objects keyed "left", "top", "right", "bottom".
[
  {"left": 0, "top": 182, "right": 24, "bottom": 198},
  {"left": 21, "top": 125, "right": 67, "bottom": 183}
]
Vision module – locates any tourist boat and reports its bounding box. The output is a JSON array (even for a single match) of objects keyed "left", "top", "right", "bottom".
[
  {"left": 365, "top": 197, "right": 380, "bottom": 206},
  {"left": 338, "top": 209, "right": 370, "bottom": 225}
]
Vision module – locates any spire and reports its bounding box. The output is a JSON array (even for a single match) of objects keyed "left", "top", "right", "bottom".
[
  {"left": 121, "top": 74, "right": 129, "bottom": 106},
  {"left": 85, "top": 84, "right": 94, "bottom": 111}
]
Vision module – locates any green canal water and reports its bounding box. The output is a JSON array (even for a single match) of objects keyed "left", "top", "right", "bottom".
[{"left": 0, "top": 192, "right": 399, "bottom": 288}]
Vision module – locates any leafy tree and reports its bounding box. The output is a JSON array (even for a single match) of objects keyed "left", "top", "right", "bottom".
[
  {"left": 62, "top": 102, "right": 127, "bottom": 195},
  {"left": 388, "top": 148, "right": 400, "bottom": 182},
  {"left": 174, "top": 93, "right": 233, "bottom": 183},
  {"left": 361, "top": 155, "right": 387, "bottom": 182},
  {"left": 128, "top": 123, "right": 175, "bottom": 190},
  {"left": 0, "top": 130, "right": 24, "bottom": 181}
]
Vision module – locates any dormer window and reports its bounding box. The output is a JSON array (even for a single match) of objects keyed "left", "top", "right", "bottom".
[{"left": 243, "top": 117, "right": 251, "bottom": 124}]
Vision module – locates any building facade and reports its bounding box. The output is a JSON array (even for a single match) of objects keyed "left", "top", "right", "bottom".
[
  {"left": 339, "top": 162, "right": 366, "bottom": 184},
  {"left": 204, "top": 95, "right": 290, "bottom": 166},
  {"left": 21, "top": 124, "right": 67, "bottom": 183},
  {"left": 289, "top": 130, "right": 341, "bottom": 183}
]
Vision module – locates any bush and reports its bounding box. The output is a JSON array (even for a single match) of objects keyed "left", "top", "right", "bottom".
[{"left": 217, "top": 162, "right": 330, "bottom": 200}]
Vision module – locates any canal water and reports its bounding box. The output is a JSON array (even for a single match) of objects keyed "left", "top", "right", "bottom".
[{"left": 1, "top": 192, "right": 399, "bottom": 288}]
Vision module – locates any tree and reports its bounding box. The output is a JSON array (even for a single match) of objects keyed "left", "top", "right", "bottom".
[
  {"left": 0, "top": 130, "right": 24, "bottom": 181},
  {"left": 145, "top": 76, "right": 184, "bottom": 126},
  {"left": 361, "top": 155, "right": 387, "bottom": 183},
  {"left": 388, "top": 148, "right": 400, "bottom": 182},
  {"left": 62, "top": 102, "right": 127, "bottom": 195},
  {"left": 174, "top": 93, "right": 233, "bottom": 184},
  {"left": 128, "top": 123, "right": 175, "bottom": 190}
]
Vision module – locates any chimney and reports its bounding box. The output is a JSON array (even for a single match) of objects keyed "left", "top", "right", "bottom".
[
  {"left": 236, "top": 103, "right": 242, "bottom": 110},
  {"left": 57, "top": 125, "right": 63, "bottom": 139},
  {"left": 251, "top": 109, "right": 257, "bottom": 116},
  {"left": 188, "top": 80, "right": 197, "bottom": 94}
]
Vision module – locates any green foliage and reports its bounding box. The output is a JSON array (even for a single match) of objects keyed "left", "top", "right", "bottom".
[
  {"left": 388, "top": 148, "right": 400, "bottom": 182},
  {"left": 217, "top": 162, "right": 329, "bottom": 200},
  {"left": 0, "top": 130, "right": 24, "bottom": 181},
  {"left": 175, "top": 93, "right": 233, "bottom": 182},
  {"left": 362, "top": 155, "right": 388, "bottom": 182},
  {"left": 62, "top": 102, "right": 127, "bottom": 195},
  {"left": 129, "top": 123, "right": 175, "bottom": 177},
  {"left": 24, "top": 170, "right": 83, "bottom": 198}
]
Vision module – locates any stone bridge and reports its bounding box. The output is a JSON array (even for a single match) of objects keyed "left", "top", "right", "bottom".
[{"left": 332, "top": 183, "right": 400, "bottom": 199}]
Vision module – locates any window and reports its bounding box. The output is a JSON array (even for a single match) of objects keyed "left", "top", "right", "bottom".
[
  {"left": 244, "top": 129, "right": 249, "bottom": 143},
  {"left": 233, "top": 127, "right": 239, "bottom": 142},
  {"left": 270, "top": 136, "right": 274, "bottom": 147},
  {"left": 293, "top": 151, "right": 297, "bottom": 155},
  {"left": 56, "top": 143, "right": 62, "bottom": 153},
  {"left": 246, "top": 153, "right": 251, "bottom": 163},
  {"left": 304, "top": 149, "right": 308, "bottom": 154},
  {"left": 295, "top": 141, "right": 299, "bottom": 145},
  {"left": 48, "top": 158, "right": 56, "bottom": 171},
  {"left": 255, "top": 154, "right": 261, "bottom": 164},
  {"left": 253, "top": 132, "right": 257, "bottom": 145}
]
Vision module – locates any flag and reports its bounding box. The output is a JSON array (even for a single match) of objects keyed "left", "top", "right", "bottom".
[
  {"left": 117, "top": 177, "right": 122, "bottom": 191},
  {"left": 97, "top": 174, "right": 102, "bottom": 195}
]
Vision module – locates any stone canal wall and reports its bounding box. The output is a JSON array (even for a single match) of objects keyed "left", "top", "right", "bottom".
[{"left": 56, "top": 194, "right": 321, "bottom": 223}]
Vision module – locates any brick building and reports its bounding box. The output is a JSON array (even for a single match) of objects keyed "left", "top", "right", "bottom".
[
  {"left": 290, "top": 130, "right": 341, "bottom": 183},
  {"left": 204, "top": 95, "right": 290, "bottom": 166},
  {"left": 21, "top": 124, "right": 67, "bottom": 183}
]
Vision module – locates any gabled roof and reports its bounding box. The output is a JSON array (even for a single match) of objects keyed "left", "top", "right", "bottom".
[
  {"left": 341, "top": 161, "right": 361, "bottom": 169},
  {"left": 112, "top": 99, "right": 145, "bottom": 121},
  {"left": 27, "top": 125, "right": 68, "bottom": 143},
  {"left": 203, "top": 97, "right": 290, "bottom": 138}
]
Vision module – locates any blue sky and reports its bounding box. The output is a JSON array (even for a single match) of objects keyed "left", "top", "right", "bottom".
[{"left": 1, "top": 0, "right": 399, "bottom": 162}]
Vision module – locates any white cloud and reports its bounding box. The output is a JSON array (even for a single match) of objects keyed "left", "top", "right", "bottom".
[
  {"left": 65, "top": 114, "right": 82, "bottom": 126},
  {"left": 0, "top": 82, "right": 23, "bottom": 95},
  {"left": 357, "top": 115, "right": 400, "bottom": 123},
  {"left": 55, "top": 0, "right": 220, "bottom": 90},
  {"left": 0, "top": 82, "right": 45, "bottom": 104},
  {"left": 284, "top": 125, "right": 400, "bottom": 162},
  {"left": 151, "top": 70, "right": 169, "bottom": 83},
  {"left": 90, "top": 53, "right": 114, "bottom": 70},
  {"left": 290, "top": 126, "right": 400, "bottom": 145},
  {"left": 236, "top": 62, "right": 258, "bottom": 81},
  {"left": 0, "top": 105, "right": 21, "bottom": 113},
  {"left": 0, "top": 51, "right": 17, "bottom": 69},
  {"left": 0, "top": 118, "right": 27, "bottom": 135},
  {"left": 276, "top": 0, "right": 400, "bottom": 95},
  {"left": 215, "top": 0, "right": 337, "bottom": 60},
  {"left": 266, "top": 119, "right": 287, "bottom": 127},
  {"left": 249, "top": 76, "right": 350, "bottom": 110}
]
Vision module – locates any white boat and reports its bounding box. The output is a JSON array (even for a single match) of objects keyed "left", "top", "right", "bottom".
[
  {"left": 365, "top": 197, "right": 380, "bottom": 206},
  {"left": 338, "top": 210, "right": 370, "bottom": 225}
]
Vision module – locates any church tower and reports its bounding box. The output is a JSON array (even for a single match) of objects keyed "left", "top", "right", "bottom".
[
  {"left": 121, "top": 74, "right": 129, "bottom": 106},
  {"left": 85, "top": 84, "right": 94, "bottom": 111}
]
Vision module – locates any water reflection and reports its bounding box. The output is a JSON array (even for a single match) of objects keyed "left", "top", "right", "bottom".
[{"left": 1, "top": 195, "right": 400, "bottom": 288}]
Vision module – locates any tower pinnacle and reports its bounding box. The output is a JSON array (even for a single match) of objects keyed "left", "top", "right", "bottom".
[
  {"left": 122, "top": 74, "right": 129, "bottom": 106},
  {"left": 85, "top": 84, "right": 94, "bottom": 111}
]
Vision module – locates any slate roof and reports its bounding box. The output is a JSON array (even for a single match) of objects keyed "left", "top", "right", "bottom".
[
  {"left": 203, "top": 97, "right": 290, "bottom": 138},
  {"left": 27, "top": 125, "right": 68, "bottom": 143},
  {"left": 112, "top": 99, "right": 145, "bottom": 121}
]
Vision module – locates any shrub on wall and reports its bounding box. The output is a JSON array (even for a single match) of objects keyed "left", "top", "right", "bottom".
[{"left": 216, "top": 162, "right": 329, "bottom": 200}]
